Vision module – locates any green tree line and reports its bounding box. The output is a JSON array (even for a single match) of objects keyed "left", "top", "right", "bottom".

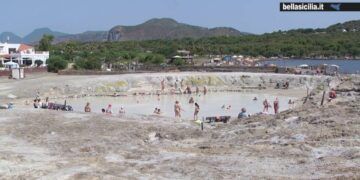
[{"left": 40, "top": 30, "right": 360, "bottom": 72}]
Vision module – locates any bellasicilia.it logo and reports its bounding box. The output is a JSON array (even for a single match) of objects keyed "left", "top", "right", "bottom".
[
  {"left": 280, "top": 2, "right": 360, "bottom": 11},
  {"left": 281, "top": 2, "right": 325, "bottom": 11}
]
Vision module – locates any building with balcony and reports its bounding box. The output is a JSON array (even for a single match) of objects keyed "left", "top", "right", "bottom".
[{"left": 0, "top": 43, "right": 49, "bottom": 67}]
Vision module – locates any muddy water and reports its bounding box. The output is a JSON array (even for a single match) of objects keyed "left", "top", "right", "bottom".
[{"left": 60, "top": 92, "right": 296, "bottom": 119}]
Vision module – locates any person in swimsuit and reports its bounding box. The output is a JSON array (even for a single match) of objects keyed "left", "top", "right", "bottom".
[
  {"left": 84, "top": 102, "right": 91, "bottom": 112},
  {"left": 105, "top": 104, "right": 112, "bottom": 114},
  {"left": 203, "top": 86, "right": 208, "bottom": 95},
  {"left": 161, "top": 79, "right": 165, "bottom": 91},
  {"left": 194, "top": 103, "right": 200, "bottom": 120},
  {"left": 263, "top": 99, "right": 269, "bottom": 113},
  {"left": 189, "top": 97, "right": 194, "bottom": 104},
  {"left": 174, "top": 101, "right": 182, "bottom": 118},
  {"left": 273, "top": 98, "right": 279, "bottom": 114}
]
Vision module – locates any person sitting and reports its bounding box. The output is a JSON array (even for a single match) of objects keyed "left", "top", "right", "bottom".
[
  {"left": 105, "top": 104, "right": 112, "bottom": 114},
  {"left": 33, "top": 99, "right": 40, "bottom": 108},
  {"left": 84, "top": 102, "right": 91, "bottom": 112},
  {"left": 184, "top": 86, "right": 192, "bottom": 94},
  {"left": 153, "top": 108, "right": 161, "bottom": 115},
  {"left": 41, "top": 97, "right": 49, "bottom": 109},
  {"left": 275, "top": 82, "right": 280, "bottom": 89},
  {"left": 221, "top": 104, "right": 226, "bottom": 109},
  {"left": 156, "top": 108, "right": 162, "bottom": 115},
  {"left": 226, "top": 105, "right": 231, "bottom": 110},
  {"left": 189, "top": 97, "right": 194, "bottom": 104},
  {"left": 283, "top": 81, "right": 289, "bottom": 89},
  {"left": 329, "top": 89, "right": 337, "bottom": 99},
  {"left": 238, "top": 108, "right": 248, "bottom": 119},
  {"left": 119, "top": 107, "right": 125, "bottom": 114}
]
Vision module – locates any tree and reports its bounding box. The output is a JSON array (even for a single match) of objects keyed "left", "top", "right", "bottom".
[
  {"left": 38, "top": 35, "right": 54, "bottom": 51},
  {"left": 64, "top": 41, "right": 78, "bottom": 62},
  {"left": 47, "top": 56, "right": 68, "bottom": 72}
]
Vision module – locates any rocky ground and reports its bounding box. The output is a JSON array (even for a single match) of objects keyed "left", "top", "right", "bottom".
[{"left": 0, "top": 73, "right": 359, "bottom": 179}]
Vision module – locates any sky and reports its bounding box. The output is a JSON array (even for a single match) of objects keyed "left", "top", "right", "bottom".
[{"left": 2, "top": 0, "right": 359, "bottom": 36}]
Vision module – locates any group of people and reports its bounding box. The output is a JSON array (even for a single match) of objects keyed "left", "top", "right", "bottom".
[
  {"left": 262, "top": 98, "right": 280, "bottom": 114},
  {"left": 33, "top": 97, "right": 49, "bottom": 109},
  {"left": 31, "top": 96, "right": 73, "bottom": 111},
  {"left": 236, "top": 97, "right": 281, "bottom": 119},
  {"left": 85, "top": 103, "right": 125, "bottom": 115},
  {"left": 174, "top": 100, "right": 200, "bottom": 120},
  {"left": 161, "top": 78, "right": 208, "bottom": 96},
  {"left": 153, "top": 108, "right": 162, "bottom": 115}
]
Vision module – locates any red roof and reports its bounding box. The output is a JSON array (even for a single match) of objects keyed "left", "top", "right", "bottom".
[{"left": 18, "top": 44, "right": 33, "bottom": 52}]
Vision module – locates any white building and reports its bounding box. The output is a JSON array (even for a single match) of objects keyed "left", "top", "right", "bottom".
[{"left": 0, "top": 43, "right": 49, "bottom": 67}]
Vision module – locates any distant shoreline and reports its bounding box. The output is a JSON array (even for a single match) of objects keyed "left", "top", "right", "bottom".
[{"left": 259, "top": 58, "right": 360, "bottom": 62}]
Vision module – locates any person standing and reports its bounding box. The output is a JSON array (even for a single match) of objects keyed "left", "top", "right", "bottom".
[
  {"left": 84, "top": 102, "right": 91, "bottom": 112},
  {"left": 263, "top": 99, "right": 269, "bottom": 113},
  {"left": 161, "top": 79, "right": 165, "bottom": 91},
  {"left": 194, "top": 103, "right": 200, "bottom": 120},
  {"left": 174, "top": 101, "right": 182, "bottom": 118},
  {"left": 273, "top": 98, "right": 279, "bottom": 114}
]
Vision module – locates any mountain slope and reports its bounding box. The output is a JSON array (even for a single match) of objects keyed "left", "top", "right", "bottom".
[
  {"left": 23, "top": 28, "right": 68, "bottom": 43},
  {"left": 54, "top": 31, "right": 108, "bottom": 43},
  {"left": 108, "top": 18, "right": 247, "bottom": 41},
  {"left": 326, "top": 20, "right": 360, "bottom": 32},
  {"left": 0, "top": 32, "right": 22, "bottom": 43}
]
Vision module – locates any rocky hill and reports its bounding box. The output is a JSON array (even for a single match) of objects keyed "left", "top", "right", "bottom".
[
  {"left": 1, "top": 19, "right": 358, "bottom": 44},
  {"left": 22, "top": 28, "right": 68, "bottom": 43},
  {"left": 54, "top": 31, "right": 108, "bottom": 43},
  {"left": 107, "top": 18, "right": 246, "bottom": 41},
  {"left": 326, "top": 20, "right": 360, "bottom": 32},
  {"left": 0, "top": 32, "right": 22, "bottom": 43}
]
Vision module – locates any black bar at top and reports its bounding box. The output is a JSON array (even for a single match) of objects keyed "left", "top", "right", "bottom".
[{"left": 280, "top": 2, "right": 360, "bottom": 11}]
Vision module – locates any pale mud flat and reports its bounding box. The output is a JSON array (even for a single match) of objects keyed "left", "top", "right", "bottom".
[{"left": 0, "top": 72, "right": 359, "bottom": 179}]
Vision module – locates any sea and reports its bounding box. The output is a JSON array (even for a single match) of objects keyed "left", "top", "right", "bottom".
[{"left": 260, "top": 59, "right": 360, "bottom": 74}]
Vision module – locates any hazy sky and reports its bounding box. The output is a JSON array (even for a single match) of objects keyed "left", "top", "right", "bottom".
[{"left": 2, "top": 0, "right": 359, "bottom": 36}]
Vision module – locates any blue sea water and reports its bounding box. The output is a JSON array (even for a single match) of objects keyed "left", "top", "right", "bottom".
[{"left": 261, "top": 59, "right": 360, "bottom": 74}]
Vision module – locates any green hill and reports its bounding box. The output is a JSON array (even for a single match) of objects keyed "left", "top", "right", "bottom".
[{"left": 107, "top": 18, "right": 247, "bottom": 41}]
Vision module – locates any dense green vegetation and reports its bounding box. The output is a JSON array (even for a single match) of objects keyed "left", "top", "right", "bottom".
[
  {"left": 46, "top": 56, "right": 68, "bottom": 72},
  {"left": 38, "top": 35, "right": 54, "bottom": 51},
  {"left": 43, "top": 27, "right": 360, "bottom": 72}
]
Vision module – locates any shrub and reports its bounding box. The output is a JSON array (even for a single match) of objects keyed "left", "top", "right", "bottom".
[
  {"left": 172, "top": 58, "right": 185, "bottom": 66},
  {"left": 151, "top": 54, "right": 165, "bottom": 65},
  {"left": 75, "top": 58, "right": 102, "bottom": 70},
  {"left": 47, "top": 56, "right": 68, "bottom": 72},
  {"left": 138, "top": 53, "right": 165, "bottom": 65}
]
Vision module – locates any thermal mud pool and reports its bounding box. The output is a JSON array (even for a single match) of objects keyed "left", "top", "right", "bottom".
[{"left": 59, "top": 92, "right": 297, "bottom": 119}]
